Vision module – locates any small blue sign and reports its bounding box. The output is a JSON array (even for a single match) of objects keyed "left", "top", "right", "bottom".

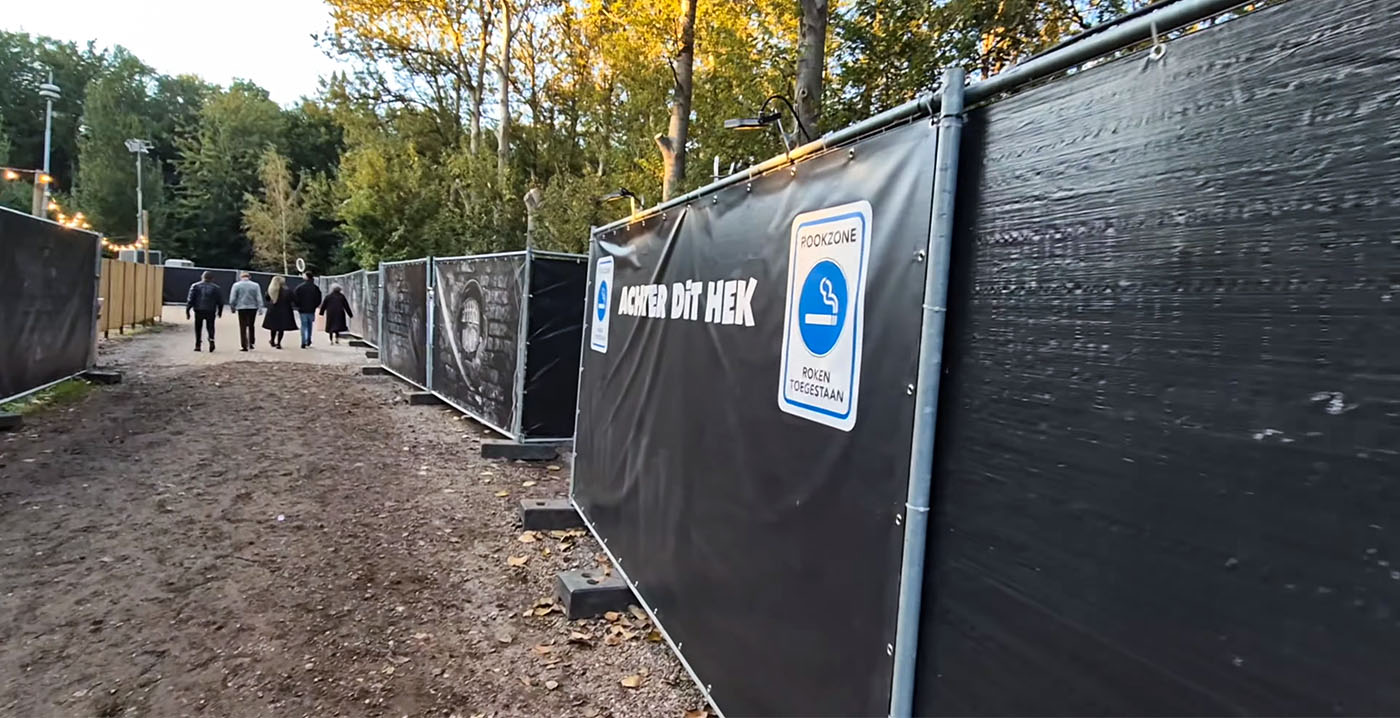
[
  {"left": 596, "top": 280, "right": 609, "bottom": 321},
  {"left": 797, "top": 259, "right": 847, "bottom": 357}
]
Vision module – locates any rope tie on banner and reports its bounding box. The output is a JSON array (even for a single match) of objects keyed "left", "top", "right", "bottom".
[{"left": 1149, "top": 21, "right": 1167, "bottom": 61}]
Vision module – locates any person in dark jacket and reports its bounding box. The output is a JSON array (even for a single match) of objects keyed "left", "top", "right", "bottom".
[
  {"left": 292, "top": 272, "right": 323, "bottom": 348},
  {"left": 261, "top": 275, "right": 299, "bottom": 349},
  {"left": 320, "top": 284, "right": 354, "bottom": 344},
  {"left": 185, "top": 271, "right": 224, "bottom": 352}
]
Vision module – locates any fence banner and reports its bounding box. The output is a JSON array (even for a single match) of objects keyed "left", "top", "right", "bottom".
[
  {"left": 573, "top": 119, "right": 936, "bottom": 716},
  {"left": 0, "top": 209, "right": 99, "bottom": 402},
  {"left": 381, "top": 259, "right": 429, "bottom": 387},
  {"left": 344, "top": 269, "right": 367, "bottom": 337},
  {"left": 915, "top": 1, "right": 1400, "bottom": 714},
  {"left": 520, "top": 254, "right": 587, "bottom": 440},
  {"left": 430, "top": 254, "right": 526, "bottom": 436},
  {"left": 364, "top": 271, "right": 381, "bottom": 347}
]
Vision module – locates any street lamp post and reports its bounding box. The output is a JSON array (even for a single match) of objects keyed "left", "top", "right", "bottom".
[
  {"left": 32, "top": 73, "right": 60, "bottom": 217},
  {"left": 124, "top": 138, "right": 153, "bottom": 263}
]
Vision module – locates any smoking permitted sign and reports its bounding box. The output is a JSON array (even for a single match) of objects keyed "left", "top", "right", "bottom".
[
  {"left": 590, "top": 256, "right": 614, "bottom": 353},
  {"left": 778, "top": 201, "right": 871, "bottom": 431}
]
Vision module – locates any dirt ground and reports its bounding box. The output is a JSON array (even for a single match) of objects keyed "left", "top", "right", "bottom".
[{"left": 0, "top": 314, "right": 703, "bottom": 717}]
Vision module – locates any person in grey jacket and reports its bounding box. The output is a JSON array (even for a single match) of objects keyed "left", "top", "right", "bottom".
[
  {"left": 228, "top": 272, "right": 265, "bottom": 351},
  {"left": 185, "top": 272, "right": 224, "bottom": 352}
]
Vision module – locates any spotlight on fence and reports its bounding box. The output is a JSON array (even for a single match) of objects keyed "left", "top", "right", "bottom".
[
  {"left": 724, "top": 94, "right": 813, "bottom": 155},
  {"left": 601, "top": 188, "right": 641, "bottom": 217},
  {"left": 723, "top": 113, "right": 782, "bottom": 131}
]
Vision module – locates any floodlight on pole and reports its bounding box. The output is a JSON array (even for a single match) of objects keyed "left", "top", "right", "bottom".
[
  {"left": 126, "top": 139, "right": 153, "bottom": 262},
  {"left": 33, "top": 72, "right": 60, "bottom": 217}
]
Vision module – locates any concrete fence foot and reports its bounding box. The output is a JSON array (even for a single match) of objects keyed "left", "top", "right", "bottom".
[
  {"left": 481, "top": 440, "right": 558, "bottom": 461},
  {"left": 556, "top": 569, "right": 634, "bottom": 620},
  {"left": 519, "top": 498, "right": 584, "bottom": 530}
]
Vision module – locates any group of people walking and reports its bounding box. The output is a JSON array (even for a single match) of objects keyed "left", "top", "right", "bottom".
[{"left": 185, "top": 270, "right": 354, "bottom": 352}]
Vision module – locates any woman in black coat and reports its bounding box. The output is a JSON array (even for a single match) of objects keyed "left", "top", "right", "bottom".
[
  {"left": 261, "top": 275, "right": 299, "bottom": 349},
  {"left": 320, "top": 284, "right": 354, "bottom": 345}
]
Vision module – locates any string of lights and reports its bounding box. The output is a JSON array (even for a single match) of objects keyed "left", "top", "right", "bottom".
[{"left": 2, "top": 164, "right": 149, "bottom": 252}]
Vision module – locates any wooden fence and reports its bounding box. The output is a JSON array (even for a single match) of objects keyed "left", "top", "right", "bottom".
[{"left": 99, "top": 259, "right": 164, "bottom": 335}]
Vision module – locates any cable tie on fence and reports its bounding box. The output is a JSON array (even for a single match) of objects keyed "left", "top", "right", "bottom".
[
  {"left": 905, "top": 503, "right": 931, "bottom": 513},
  {"left": 923, "top": 303, "right": 947, "bottom": 313},
  {"left": 1149, "top": 21, "right": 1166, "bottom": 61}
]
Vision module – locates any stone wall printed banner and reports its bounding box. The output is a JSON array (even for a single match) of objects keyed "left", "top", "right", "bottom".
[
  {"left": 573, "top": 119, "right": 936, "bottom": 717},
  {"left": 430, "top": 254, "right": 525, "bottom": 435},
  {"left": 0, "top": 208, "right": 100, "bottom": 402},
  {"left": 381, "top": 260, "right": 429, "bottom": 387},
  {"left": 364, "top": 271, "right": 381, "bottom": 347}
]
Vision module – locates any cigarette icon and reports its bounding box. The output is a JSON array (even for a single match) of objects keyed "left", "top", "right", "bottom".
[{"left": 804, "top": 276, "right": 840, "bottom": 325}]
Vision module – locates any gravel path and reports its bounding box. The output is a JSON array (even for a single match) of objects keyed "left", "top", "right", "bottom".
[{"left": 0, "top": 321, "right": 702, "bottom": 717}]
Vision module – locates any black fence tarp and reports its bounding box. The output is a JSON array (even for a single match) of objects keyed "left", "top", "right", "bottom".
[
  {"left": 364, "top": 271, "right": 380, "bottom": 347},
  {"left": 520, "top": 254, "right": 587, "bottom": 440},
  {"left": 574, "top": 120, "right": 936, "bottom": 716},
  {"left": 431, "top": 254, "right": 525, "bottom": 435},
  {"left": 916, "top": 1, "right": 1400, "bottom": 715},
  {"left": 0, "top": 209, "right": 98, "bottom": 401},
  {"left": 381, "top": 260, "right": 429, "bottom": 387},
  {"left": 162, "top": 265, "right": 302, "bottom": 305}
]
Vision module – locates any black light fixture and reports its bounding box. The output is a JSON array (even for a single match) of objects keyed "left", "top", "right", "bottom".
[
  {"left": 601, "top": 188, "right": 641, "bottom": 215},
  {"left": 723, "top": 94, "right": 813, "bottom": 154}
]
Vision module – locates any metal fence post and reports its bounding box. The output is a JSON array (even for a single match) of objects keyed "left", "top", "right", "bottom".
[
  {"left": 889, "top": 66, "right": 965, "bottom": 718},
  {"left": 425, "top": 257, "right": 435, "bottom": 391}
]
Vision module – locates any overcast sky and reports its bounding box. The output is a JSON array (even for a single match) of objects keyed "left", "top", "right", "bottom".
[{"left": 5, "top": 0, "right": 342, "bottom": 106}]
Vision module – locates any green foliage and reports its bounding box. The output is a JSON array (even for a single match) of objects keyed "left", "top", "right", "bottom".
[
  {"left": 169, "top": 82, "right": 287, "bottom": 267},
  {"left": 76, "top": 50, "right": 162, "bottom": 239},
  {"left": 3, "top": 1, "right": 1158, "bottom": 271}
]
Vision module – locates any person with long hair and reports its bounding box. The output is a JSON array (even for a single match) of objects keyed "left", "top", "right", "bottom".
[
  {"left": 320, "top": 283, "right": 354, "bottom": 345},
  {"left": 261, "top": 275, "right": 299, "bottom": 349}
]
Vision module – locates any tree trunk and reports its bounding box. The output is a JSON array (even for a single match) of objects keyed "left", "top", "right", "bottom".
[
  {"left": 795, "top": 0, "right": 829, "bottom": 137},
  {"left": 657, "top": 0, "right": 697, "bottom": 201},
  {"left": 470, "top": 5, "right": 493, "bottom": 156},
  {"left": 497, "top": 1, "right": 515, "bottom": 185}
]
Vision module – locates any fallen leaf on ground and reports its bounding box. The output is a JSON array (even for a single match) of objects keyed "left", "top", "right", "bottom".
[
  {"left": 568, "top": 631, "right": 593, "bottom": 646},
  {"left": 518, "top": 531, "right": 540, "bottom": 543},
  {"left": 603, "top": 611, "right": 622, "bottom": 623},
  {"left": 684, "top": 710, "right": 710, "bottom": 718},
  {"left": 547, "top": 465, "right": 562, "bottom": 471},
  {"left": 495, "top": 490, "right": 509, "bottom": 497},
  {"left": 646, "top": 629, "right": 663, "bottom": 643},
  {"left": 620, "top": 674, "right": 643, "bottom": 689},
  {"left": 628, "top": 605, "right": 648, "bottom": 622},
  {"left": 522, "top": 480, "right": 537, "bottom": 487},
  {"left": 507, "top": 555, "right": 529, "bottom": 567},
  {"left": 533, "top": 644, "right": 555, "bottom": 655}
]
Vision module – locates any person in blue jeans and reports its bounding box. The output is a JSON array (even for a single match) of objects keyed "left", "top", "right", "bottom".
[{"left": 291, "top": 271, "right": 323, "bottom": 348}]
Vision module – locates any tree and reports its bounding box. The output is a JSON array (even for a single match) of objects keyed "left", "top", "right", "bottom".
[
  {"left": 76, "top": 50, "right": 160, "bottom": 240},
  {"left": 795, "top": 0, "right": 829, "bottom": 135},
  {"left": 655, "top": 0, "right": 698, "bottom": 201},
  {"left": 243, "top": 148, "right": 309, "bottom": 274},
  {"left": 170, "top": 82, "right": 286, "bottom": 267}
]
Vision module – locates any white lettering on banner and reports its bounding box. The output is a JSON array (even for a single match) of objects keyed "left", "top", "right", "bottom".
[
  {"left": 590, "top": 256, "right": 614, "bottom": 353},
  {"left": 777, "top": 200, "right": 872, "bottom": 431},
  {"left": 611, "top": 277, "right": 757, "bottom": 327}
]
